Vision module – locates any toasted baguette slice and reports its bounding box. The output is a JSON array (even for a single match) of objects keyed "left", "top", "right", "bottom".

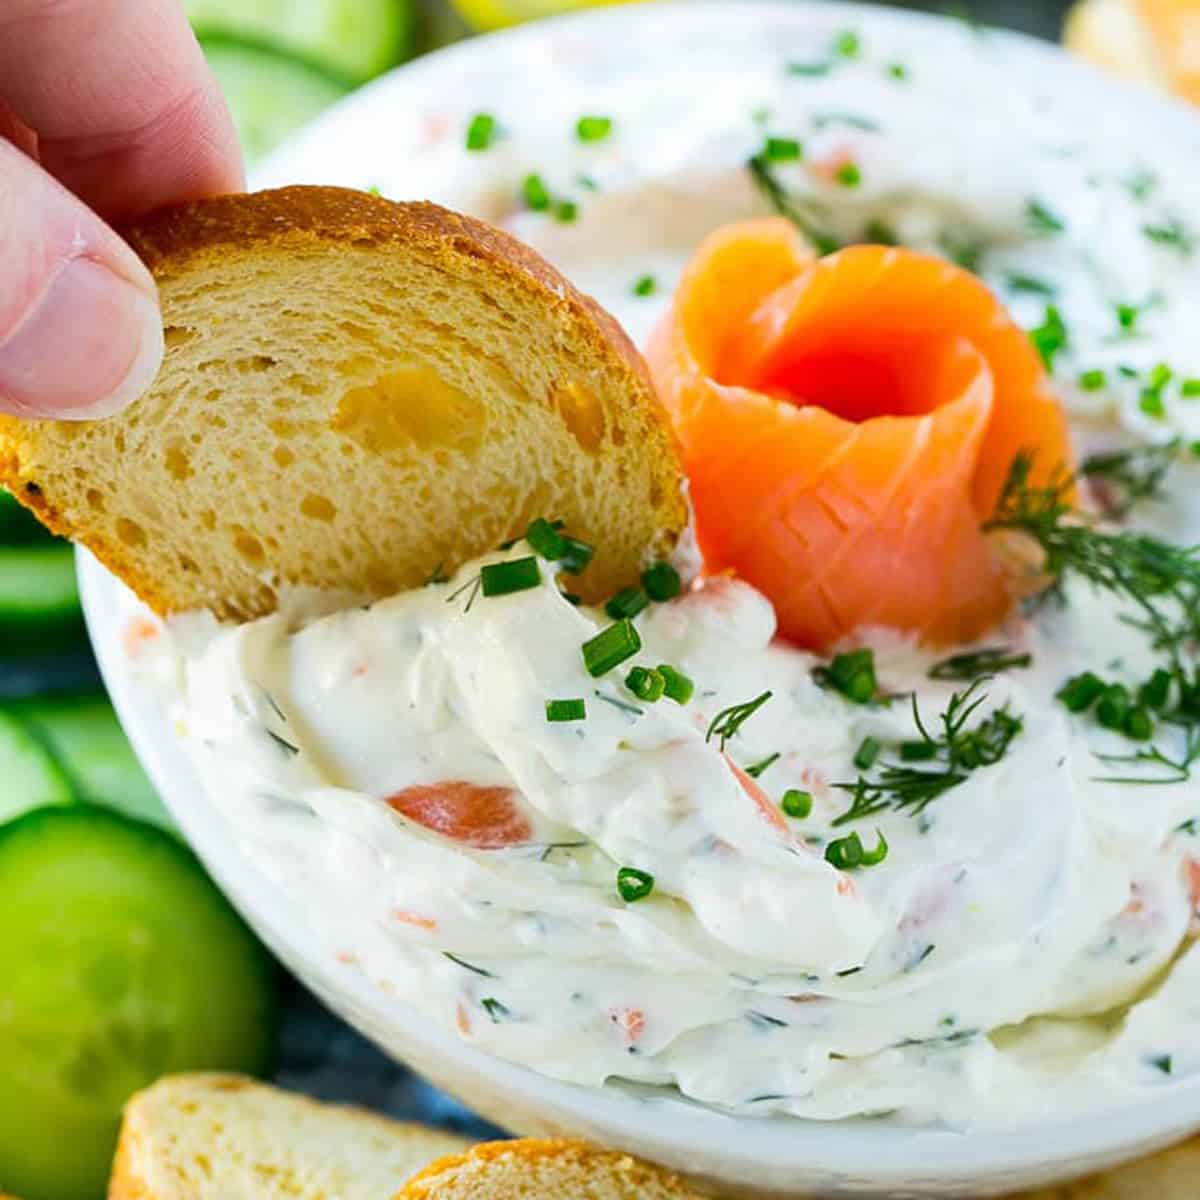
[
  {"left": 1018, "top": 1135, "right": 1200, "bottom": 1198},
  {"left": 395, "top": 1138, "right": 707, "bottom": 1200},
  {"left": 107, "top": 1073, "right": 473, "bottom": 1200},
  {"left": 1064, "top": 0, "right": 1200, "bottom": 103},
  {"left": 0, "top": 186, "right": 684, "bottom": 619}
]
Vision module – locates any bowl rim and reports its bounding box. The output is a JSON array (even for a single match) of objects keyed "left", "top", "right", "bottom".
[{"left": 85, "top": 0, "right": 1200, "bottom": 1186}]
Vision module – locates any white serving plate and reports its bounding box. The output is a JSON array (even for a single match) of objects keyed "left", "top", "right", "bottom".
[{"left": 83, "top": 3, "right": 1200, "bottom": 1194}]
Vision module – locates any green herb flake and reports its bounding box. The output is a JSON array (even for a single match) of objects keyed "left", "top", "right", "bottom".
[
  {"left": 605, "top": 586, "right": 649, "bottom": 621},
  {"left": 781, "top": 788, "right": 813, "bottom": 819},
  {"left": 632, "top": 273, "right": 657, "bottom": 297},
  {"left": 786, "top": 60, "right": 832, "bottom": 78},
  {"left": 554, "top": 199, "right": 579, "bottom": 224},
  {"left": 480, "top": 997, "right": 514, "bottom": 1023},
  {"left": 825, "top": 829, "right": 888, "bottom": 870},
  {"left": 616, "top": 866, "right": 655, "bottom": 903},
  {"left": 1078, "top": 368, "right": 1108, "bottom": 392},
  {"left": 1029, "top": 305, "right": 1068, "bottom": 371},
  {"left": 929, "top": 647, "right": 1032, "bottom": 682},
  {"left": 1149, "top": 1053, "right": 1173, "bottom": 1075},
  {"left": 526, "top": 516, "right": 566, "bottom": 560},
  {"left": 1026, "top": 198, "right": 1066, "bottom": 236},
  {"left": 835, "top": 161, "right": 863, "bottom": 188},
  {"left": 1182, "top": 379, "right": 1200, "bottom": 398},
  {"left": 854, "top": 736, "right": 882, "bottom": 770},
  {"left": 657, "top": 664, "right": 694, "bottom": 706},
  {"left": 522, "top": 173, "right": 552, "bottom": 211},
  {"left": 1142, "top": 218, "right": 1194, "bottom": 255},
  {"left": 815, "top": 649, "right": 878, "bottom": 704},
  {"left": 887, "top": 62, "right": 908, "bottom": 80},
  {"left": 642, "top": 561, "right": 682, "bottom": 601},
  {"left": 582, "top": 619, "right": 642, "bottom": 678},
  {"left": 546, "top": 698, "right": 587, "bottom": 723},
  {"left": 480, "top": 557, "right": 541, "bottom": 597},
  {"left": 763, "top": 135, "right": 803, "bottom": 162},
  {"left": 626, "top": 666, "right": 666, "bottom": 703},
  {"left": 1006, "top": 273, "right": 1056, "bottom": 298},
  {"left": 1057, "top": 671, "right": 1107, "bottom": 713},
  {"left": 745, "top": 752, "right": 781, "bottom": 779},
  {"left": 834, "top": 29, "right": 861, "bottom": 58},
  {"left": 465, "top": 112, "right": 497, "bottom": 151},
  {"left": 576, "top": 114, "right": 613, "bottom": 143}
]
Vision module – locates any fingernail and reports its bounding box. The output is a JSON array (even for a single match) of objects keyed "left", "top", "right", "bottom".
[{"left": 0, "top": 257, "right": 163, "bottom": 421}]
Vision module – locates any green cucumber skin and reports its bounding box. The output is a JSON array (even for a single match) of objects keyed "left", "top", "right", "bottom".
[
  {"left": 0, "top": 545, "right": 86, "bottom": 656},
  {"left": 0, "top": 709, "right": 76, "bottom": 825},
  {"left": 185, "top": 0, "right": 414, "bottom": 85},
  {"left": 0, "top": 805, "right": 277, "bottom": 1200},
  {"left": 8, "top": 695, "right": 175, "bottom": 833},
  {"left": 201, "top": 40, "right": 352, "bottom": 164}
]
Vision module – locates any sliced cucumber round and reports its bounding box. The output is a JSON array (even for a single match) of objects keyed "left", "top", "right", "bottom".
[
  {"left": 0, "top": 544, "right": 85, "bottom": 655},
  {"left": 0, "top": 708, "right": 75, "bottom": 825},
  {"left": 9, "top": 695, "right": 174, "bottom": 833},
  {"left": 187, "top": 0, "right": 414, "bottom": 85},
  {"left": 0, "top": 806, "right": 277, "bottom": 1200},
  {"left": 201, "top": 39, "right": 352, "bottom": 164}
]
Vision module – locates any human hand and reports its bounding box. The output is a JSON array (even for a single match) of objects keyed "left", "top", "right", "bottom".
[{"left": 0, "top": 0, "right": 242, "bottom": 420}]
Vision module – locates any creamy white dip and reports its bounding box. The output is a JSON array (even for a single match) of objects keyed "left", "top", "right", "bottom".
[{"left": 159, "top": 14, "right": 1200, "bottom": 1127}]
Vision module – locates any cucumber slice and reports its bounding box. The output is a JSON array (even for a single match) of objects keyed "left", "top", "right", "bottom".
[
  {"left": 0, "top": 806, "right": 277, "bottom": 1200},
  {"left": 9, "top": 695, "right": 174, "bottom": 833},
  {"left": 0, "top": 488, "right": 54, "bottom": 546},
  {"left": 201, "top": 39, "right": 352, "bottom": 164},
  {"left": 0, "top": 709, "right": 75, "bottom": 824},
  {"left": 186, "top": 0, "right": 414, "bottom": 84},
  {"left": 0, "top": 544, "right": 85, "bottom": 655}
]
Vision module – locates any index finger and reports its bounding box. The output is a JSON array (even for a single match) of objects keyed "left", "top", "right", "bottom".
[{"left": 0, "top": 0, "right": 243, "bottom": 224}]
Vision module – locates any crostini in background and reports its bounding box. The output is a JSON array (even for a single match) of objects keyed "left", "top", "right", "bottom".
[{"left": 1065, "top": 0, "right": 1200, "bottom": 103}]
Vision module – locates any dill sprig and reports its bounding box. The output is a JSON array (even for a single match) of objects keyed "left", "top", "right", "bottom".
[
  {"left": 707, "top": 691, "right": 773, "bottom": 751},
  {"left": 746, "top": 153, "right": 840, "bottom": 254},
  {"left": 929, "top": 646, "right": 1032, "bottom": 682},
  {"left": 1094, "top": 723, "right": 1200, "bottom": 786},
  {"left": 833, "top": 680, "right": 1022, "bottom": 824},
  {"left": 986, "top": 453, "right": 1200, "bottom": 670},
  {"left": 1081, "top": 438, "right": 1182, "bottom": 520}
]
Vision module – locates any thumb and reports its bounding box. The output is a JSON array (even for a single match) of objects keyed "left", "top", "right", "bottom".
[{"left": 0, "top": 139, "right": 163, "bottom": 421}]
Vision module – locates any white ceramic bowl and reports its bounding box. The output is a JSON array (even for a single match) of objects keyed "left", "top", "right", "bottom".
[{"left": 83, "top": 4, "right": 1200, "bottom": 1195}]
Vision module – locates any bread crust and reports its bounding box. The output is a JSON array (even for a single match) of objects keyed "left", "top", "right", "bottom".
[{"left": 0, "top": 187, "right": 685, "bottom": 619}]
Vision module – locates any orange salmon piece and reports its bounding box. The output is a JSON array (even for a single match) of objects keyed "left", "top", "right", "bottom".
[
  {"left": 386, "top": 782, "right": 531, "bottom": 849},
  {"left": 647, "top": 220, "right": 1074, "bottom": 650}
]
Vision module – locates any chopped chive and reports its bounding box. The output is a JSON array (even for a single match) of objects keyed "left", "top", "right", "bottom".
[
  {"left": 764, "top": 136, "right": 803, "bottom": 162},
  {"left": 1139, "top": 668, "right": 1172, "bottom": 711},
  {"left": 824, "top": 829, "right": 887, "bottom": 870},
  {"left": 1029, "top": 305, "right": 1068, "bottom": 371},
  {"left": 1115, "top": 302, "right": 1141, "bottom": 332},
  {"left": 781, "top": 788, "right": 813, "bottom": 819},
  {"left": 582, "top": 619, "right": 641, "bottom": 677},
  {"left": 787, "top": 60, "right": 832, "bottom": 77},
  {"left": 616, "top": 866, "right": 654, "bottom": 902},
  {"left": 558, "top": 535, "right": 595, "bottom": 574},
  {"left": 657, "top": 664, "right": 694, "bottom": 705},
  {"left": 522, "top": 173, "right": 551, "bottom": 211},
  {"left": 1124, "top": 706, "right": 1154, "bottom": 741},
  {"left": 1078, "top": 368, "right": 1108, "bottom": 392},
  {"left": 1150, "top": 1054, "right": 1173, "bottom": 1075},
  {"left": 859, "top": 828, "right": 889, "bottom": 866},
  {"left": 854, "top": 736, "right": 882, "bottom": 770},
  {"left": 576, "top": 114, "right": 613, "bottom": 142},
  {"left": 900, "top": 740, "right": 938, "bottom": 761},
  {"left": 480, "top": 997, "right": 513, "bottom": 1023},
  {"left": 1118, "top": 364, "right": 1140, "bottom": 378},
  {"left": 1057, "top": 671, "right": 1106, "bottom": 713},
  {"left": 546, "top": 698, "right": 586, "bottom": 723},
  {"left": 834, "top": 29, "right": 861, "bottom": 58},
  {"left": 606, "top": 586, "right": 649, "bottom": 620},
  {"left": 480, "top": 557, "right": 540, "bottom": 597},
  {"left": 526, "top": 516, "right": 566, "bottom": 560},
  {"left": 642, "top": 561, "right": 682, "bottom": 601},
  {"left": 834, "top": 162, "right": 862, "bottom": 188},
  {"left": 1095, "top": 684, "right": 1132, "bottom": 730},
  {"left": 887, "top": 62, "right": 908, "bottom": 80},
  {"left": 465, "top": 112, "right": 497, "bottom": 151},
  {"left": 626, "top": 666, "right": 666, "bottom": 703},
  {"left": 554, "top": 199, "right": 579, "bottom": 224},
  {"left": 863, "top": 217, "right": 898, "bottom": 245},
  {"left": 745, "top": 752, "right": 781, "bottom": 779},
  {"left": 1140, "top": 389, "right": 1167, "bottom": 419},
  {"left": 1026, "top": 198, "right": 1065, "bottom": 236},
  {"left": 815, "top": 649, "right": 877, "bottom": 704},
  {"left": 632, "top": 274, "right": 657, "bottom": 297},
  {"left": 1005, "top": 272, "right": 1056, "bottom": 297}
]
